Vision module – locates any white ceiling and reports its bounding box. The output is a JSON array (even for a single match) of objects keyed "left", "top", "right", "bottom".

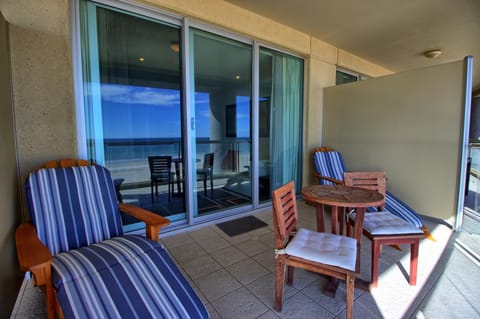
[{"left": 225, "top": 0, "right": 480, "bottom": 94}]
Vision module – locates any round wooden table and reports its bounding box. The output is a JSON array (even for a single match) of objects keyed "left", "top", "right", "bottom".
[
  {"left": 302, "top": 184, "right": 384, "bottom": 241},
  {"left": 302, "top": 184, "right": 384, "bottom": 296}
]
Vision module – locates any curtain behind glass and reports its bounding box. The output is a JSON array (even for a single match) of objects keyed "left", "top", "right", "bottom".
[{"left": 270, "top": 53, "right": 303, "bottom": 191}]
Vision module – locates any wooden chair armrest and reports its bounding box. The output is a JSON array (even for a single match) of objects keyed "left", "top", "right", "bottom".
[
  {"left": 15, "top": 223, "right": 58, "bottom": 319},
  {"left": 15, "top": 223, "right": 52, "bottom": 285},
  {"left": 313, "top": 172, "right": 344, "bottom": 185},
  {"left": 119, "top": 203, "right": 170, "bottom": 241}
]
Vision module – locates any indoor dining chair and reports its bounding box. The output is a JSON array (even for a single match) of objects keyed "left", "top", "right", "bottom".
[
  {"left": 148, "top": 155, "right": 173, "bottom": 202},
  {"left": 197, "top": 152, "right": 214, "bottom": 195},
  {"left": 272, "top": 181, "right": 357, "bottom": 319}
]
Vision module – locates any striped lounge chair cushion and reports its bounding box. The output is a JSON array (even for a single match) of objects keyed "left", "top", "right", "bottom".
[
  {"left": 52, "top": 235, "right": 209, "bottom": 319},
  {"left": 385, "top": 191, "right": 424, "bottom": 228},
  {"left": 313, "top": 151, "right": 346, "bottom": 185},
  {"left": 25, "top": 165, "right": 123, "bottom": 255}
]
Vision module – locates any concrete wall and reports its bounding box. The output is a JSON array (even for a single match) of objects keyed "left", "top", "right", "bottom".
[
  {"left": 1, "top": 0, "right": 77, "bottom": 189},
  {"left": 0, "top": 11, "right": 22, "bottom": 317},
  {"left": 323, "top": 60, "right": 466, "bottom": 221}
]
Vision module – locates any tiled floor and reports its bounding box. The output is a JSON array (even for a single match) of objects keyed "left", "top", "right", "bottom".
[{"left": 10, "top": 201, "right": 480, "bottom": 318}]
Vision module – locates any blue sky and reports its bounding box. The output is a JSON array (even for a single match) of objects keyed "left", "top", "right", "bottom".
[{"left": 100, "top": 83, "right": 250, "bottom": 139}]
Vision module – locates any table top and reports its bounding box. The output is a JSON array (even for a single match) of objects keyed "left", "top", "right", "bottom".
[{"left": 302, "top": 184, "right": 384, "bottom": 208}]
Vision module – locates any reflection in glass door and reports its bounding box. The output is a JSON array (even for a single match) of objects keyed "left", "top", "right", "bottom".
[
  {"left": 190, "top": 29, "right": 253, "bottom": 217},
  {"left": 79, "top": 2, "right": 185, "bottom": 229}
]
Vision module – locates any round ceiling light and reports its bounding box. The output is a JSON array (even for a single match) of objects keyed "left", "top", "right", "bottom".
[{"left": 423, "top": 50, "right": 442, "bottom": 59}]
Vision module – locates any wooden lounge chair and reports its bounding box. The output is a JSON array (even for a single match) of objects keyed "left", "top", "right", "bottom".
[{"left": 16, "top": 159, "right": 208, "bottom": 319}]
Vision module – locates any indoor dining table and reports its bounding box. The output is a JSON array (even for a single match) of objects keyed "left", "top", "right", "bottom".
[{"left": 302, "top": 184, "right": 384, "bottom": 295}]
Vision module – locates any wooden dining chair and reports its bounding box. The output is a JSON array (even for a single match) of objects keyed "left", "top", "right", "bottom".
[
  {"left": 344, "top": 171, "right": 425, "bottom": 288},
  {"left": 272, "top": 181, "right": 357, "bottom": 319}
]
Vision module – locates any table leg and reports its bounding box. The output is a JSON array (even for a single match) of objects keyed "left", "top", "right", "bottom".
[
  {"left": 323, "top": 204, "right": 340, "bottom": 298},
  {"left": 353, "top": 207, "right": 366, "bottom": 243},
  {"left": 315, "top": 204, "right": 325, "bottom": 232},
  {"left": 323, "top": 277, "right": 339, "bottom": 298},
  {"left": 331, "top": 205, "right": 339, "bottom": 235}
]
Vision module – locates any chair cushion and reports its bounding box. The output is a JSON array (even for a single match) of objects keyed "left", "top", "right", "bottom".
[
  {"left": 285, "top": 228, "right": 357, "bottom": 271},
  {"left": 52, "top": 235, "right": 208, "bottom": 319},
  {"left": 385, "top": 192, "right": 424, "bottom": 228},
  {"left": 351, "top": 211, "right": 424, "bottom": 235},
  {"left": 25, "top": 165, "right": 123, "bottom": 255},
  {"left": 313, "top": 151, "right": 346, "bottom": 185}
]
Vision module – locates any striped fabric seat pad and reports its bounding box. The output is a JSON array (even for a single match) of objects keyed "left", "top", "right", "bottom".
[
  {"left": 52, "top": 235, "right": 209, "bottom": 319},
  {"left": 313, "top": 151, "right": 346, "bottom": 185},
  {"left": 385, "top": 191, "right": 424, "bottom": 228},
  {"left": 25, "top": 165, "right": 123, "bottom": 255}
]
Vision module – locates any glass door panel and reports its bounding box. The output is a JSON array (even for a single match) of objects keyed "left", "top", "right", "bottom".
[
  {"left": 259, "top": 47, "right": 304, "bottom": 202},
  {"left": 80, "top": 2, "right": 185, "bottom": 228},
  {"left": 190, "top": 29, "right": 253, "bottom": 217},
  {"left": 465, "top": 144, "right": 480, "bottom": 233}
]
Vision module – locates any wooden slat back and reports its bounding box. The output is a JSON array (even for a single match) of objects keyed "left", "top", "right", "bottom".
[
  {"left": 344, "top": 171, "right": 386, "bottom": 208},
  {"left": 272, "top": 181, "right": 298, "bottom": 249}
]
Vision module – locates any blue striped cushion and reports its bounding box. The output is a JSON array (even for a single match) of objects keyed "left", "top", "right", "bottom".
[
  {"left": 52, "top": 235, "right": 208, "bottom": 319},
  {"left": 385, "top": 192, "right": 424, "bottom": 228},
  {"left": 313, "top": 151, "right": 346, "bottom": 185},
  {"left": 25, "top": 165, "right": 123, "bottom": 255}
]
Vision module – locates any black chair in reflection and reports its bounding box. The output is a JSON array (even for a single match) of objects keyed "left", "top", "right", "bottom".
[
  {"left": 148, "top": 156, "right": 172, "bottom": 202},
  {"left": 197, "top": 153, "right": 214, "bottom": 195}
]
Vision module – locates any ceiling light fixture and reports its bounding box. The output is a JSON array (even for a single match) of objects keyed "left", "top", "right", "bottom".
[
  {"left": 138, "top": 57, "right": 145, "bottom": 62},
  {"left": 169, "top": 41, "right": 180, "bottom": 53},
  {"left": 423, "top": 50, "right": 442, "bottom": 59}
]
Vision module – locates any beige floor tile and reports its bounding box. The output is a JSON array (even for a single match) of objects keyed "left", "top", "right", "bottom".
[
  {"left": 210, "top": 245, "right": 249, "bottom": 267},
  {"left": 211, "top": 287, "right": 268, "bottom": 319},
  {"left": 246, "top": 273, "right": 298, "bottom": 307},
  {"left": 226, "top": 258, "right": 269, "bottom": 285},
  {"left": 168, "top": 241, "right": 208, "bottom": 263},
  {"left": 181, "top": 254, "right": 223, "bottom": 280},
  {"left": 274, "top": 292, "right": 335, "bottom": 319},
  {"left": 195, "top": 269, "right": 242, "bottom": 302},
  {"left": 235, "top": 238, "right": 271, "bottom": 257}
]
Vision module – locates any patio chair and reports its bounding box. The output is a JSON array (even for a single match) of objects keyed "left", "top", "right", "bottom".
[
  {"left": 148, "top": 155, "right": 173, "bottom": 202},
  {"left": 312, "top": 147, "right": 432, "bottom": 238},
  {"left": 16, "top": 159, "right": 208, "bottom": 319},
  {"left": 272, "top": 181, "right": 357, "bottom": 319},
  {"left": 344, "top": 171, "right": 425, "bottom": 287},
  {"left": 197, "top": 152, "right": 214, "bottom": 195}
]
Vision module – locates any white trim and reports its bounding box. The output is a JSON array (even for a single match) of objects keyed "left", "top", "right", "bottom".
[
  {"left": 71, "top": 0, "right": 87, "bottom": 158},
  {"left": 182, "top": 17, "right": 195, "bottom": 224},
  {"left": 455, "top": 55, "right": 474, "bottom": 232},
  {"left": 188, "top": 19, "right": 252, "bottom": 45},
  {"left": 87, "top": 0, "right": 182, "bottom": 26},
  {"left": 251, "top": 40, "right": 260, "bottom": 207}
]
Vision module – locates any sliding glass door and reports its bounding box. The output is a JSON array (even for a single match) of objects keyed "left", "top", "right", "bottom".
[
  {"left": 189, "top": 29, "right": 253, "bottom": 217},
  {"left": 76, "top": 0, "right": 304, "bottom": 231},
  {"left": 79, "top": 2, "right": 186, "bottom": 229}
]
